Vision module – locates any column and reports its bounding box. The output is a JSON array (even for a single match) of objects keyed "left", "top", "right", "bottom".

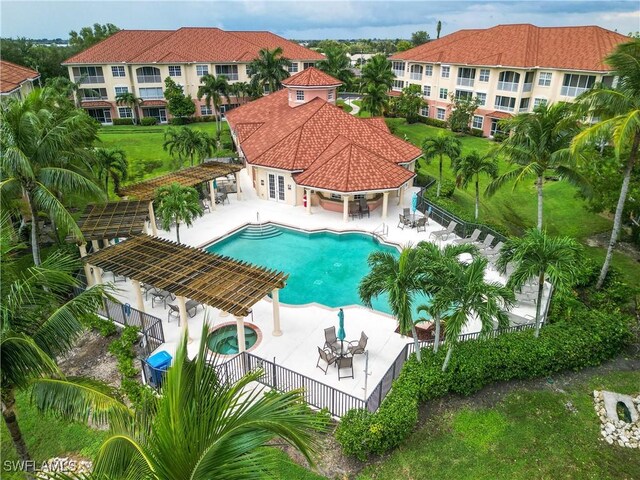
[
  {"left": 235, "top": 315, "right": 246, "bottom": 353},
  {"left": 272, "top": 288, "right": 282, "bottom": 336},
  {"left": 79, "top": 244, "right": 94, "bottom": 287},
  {"left": 382, "top": 191, "right": 389, "bottom": 220},
  {"left": 93, "top": 266, "right": 103, "bottom": 285},
  {"left": 132, "top": 280, "right": 145, "bottom": 313},
  {"left": 306, "top": 188, "right": 312, "bottom": 215},
  {"left": 143, "top": 221, "right": 149, "bottom": 235},
  {"left": 209, "top": 179, "right": 217, "bottom": 211},
  {"left": 148, "top": 201, "right": 158, "bottom": 236},
  {"left": 91, "top": 239, "right": 100, "bottom": 252},
  {"left": 102, "top": 238, "right": 110, "bottom": 248},
  {"left": 177, "top": 295, "right": 188, "bottom": 335},
  {"left": 398, "top": 186, "right": 405, "bottom": 207},
  {"left": 235, "top": 172, "right": 243, "bottom": 201},
  {"left": 343, "top": 195, "right": 349, "bottom": 222}
]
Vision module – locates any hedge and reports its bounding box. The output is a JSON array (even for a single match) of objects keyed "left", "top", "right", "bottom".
[
  {"left": 140, "top": 117, "right": 158, "bottom": 126},
  {"left": 113, "top": 118, "right": 134, "bottom": 126},
  {"left": 336, "top": 309, "right": 633, "bottom": 460}
]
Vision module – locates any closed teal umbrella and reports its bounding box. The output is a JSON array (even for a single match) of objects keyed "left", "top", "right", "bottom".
[
  {"left": 411, "top": 192, "right": 418, "bottom": 213},
  {"left": 337, "top": 308, "right": 346, "bottom": 350}
]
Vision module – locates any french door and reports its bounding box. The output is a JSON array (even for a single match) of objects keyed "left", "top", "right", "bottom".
[{"left": 268, "top": 173, "right": 285, "bottom": 202}]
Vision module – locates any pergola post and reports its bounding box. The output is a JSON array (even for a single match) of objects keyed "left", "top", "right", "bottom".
[
  {"left": 102, "top": 239, "right": 110, "bottom": 248},
  {"left": 132, "top": 280, "right": 145, "bottom": 313},
  {"left": 272, "top": 288, "right": 282, "bottom": 336},
  {"left": 148, "top": 201, "right": 158, "bottom": 236},
  {"left": 143, "top": 221, "right": 149, "bottom": 235},
  {"left": 93, "top": 266, "right": 103, "bottom": 285},
  {"left": 235, "top": 172, "right": 243, "bottom": 201},
  {"left": 305, "top": 188, "right": 312, "bottom": 215},
  {"left": 177, "top": 295, "right": 188, "bottom": 335},
  {"left": 209, "top": 179, "right": 217, "bottom": 211},
  {"left": 235, "top": 315, "right": 246, "bottom": 353},
  {"left": 343, "top": 195, "right": 349, "bottom": 222},
  {"left": 91, "top": 239, "right": 100, "bottom": 252},
  {"left": 382, "top": 191, "right": 389, "bottom": 220},
  {"left": 398, "top": 186, "right": 404, "bottom": 207},
  {"left": 79, "top": 243, "right": 94, "bottom": 287}
]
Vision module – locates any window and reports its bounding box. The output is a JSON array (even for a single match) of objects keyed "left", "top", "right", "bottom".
[
  {"left": 409, "top": 64, "right": 423, "bottom": 80},
  {"left": 327, "top": 90, "right": 334, "bottom": 100},
  {"left": 455, "top": 90, "right": 473, "bottom": 100},
  {"left": 456, "top": 67, "right": 476, "bottom": 87},
  {"left": 118, "top": 107, "right": 133, "bottom": 118},
  {"left": 436, "top": 108, "right": 446, "bottom": 120},
  {"left": 136, "top": 66, "right": 161, "bottom": 83},
  {"left": 196, "top": 65, "right": 209, "bottom": 76},
  {"left": 420, "top": 105, "right": 429, "bottom": 117},
  {"left": 497, "top": 71, "right": 520, "bottom": 92},
  {"left": 296, "top": 90, "right": 305, "bottom": 101},
  {"left": 139, "top": 87, "right": 163, "bottom": 100},
  {"left": 114, "top": 86, "right": 129, "bottom": 96},
  {"left": 200, "top": 105, "right": 213, "bottom": 115},
  {"left": 561, "top": 74, "right": 595, "bottom": 97},
  {"left": 538, "top": 72, "right": 552, "bottom": 87},
  {"left": 85, "top": 108, "right": 112, "bottom": 124},
  {"left": 288, "top": 63, "right": 299, "bottom": 73},
  {"left": 303, "top": 62, "right": 315, "bottom": 69},
  {"left": 392, "top": 61, "right": 405, "bottom": 76},
  {"left": 168, "top": 65, "right": 182, "bottom": 77},
  {"left": 479, "top": 68, "right": 490, "bottom": 82},
  {"left": 111, "top": 66, "right": 125, "bottom": 77},
  {"left": 353, "top": 194, "right": 365, "bottom": 200},
  {"left": 72, "top": 66, "right": 104, "bottom": 83},
  {"left": 392, "top": 79, "right": 405, "bottom": 91},
  {"left": 79, "top": 88, "right": 108, "bottom": 100},
  {"left": 330, "top": 193, "right": 342, "bottom": 200},
  {"left": 475, "top": 92, "right": 487, "bottom": 106},
  {"left": 422, "top": 85, "right": 431, "bottom": 97},
  {"left": 425, "top": 65, "right": 433, "bottom": 76},
  {"left": 143, "top": 107, "right": 167, "bottom": 123},
  {"left": 441, "top": 66, "right": 450, "bottom": 78},
  {"left": 519, "top": 97, "right": 530, "bottom": 111},
  {"left": 533, "top": 97, "right": 547, "bottom": 108},
  {"left": 439, "top": 87, "right": 448, "bottom": 99},
  {"left": 472, "top": 115, "right": 483, "bottom": 129},
  {"left": 494, "top": 95, "right": 516, "bottom": 112},
  {"left": 215, "top": 65, "right": 239, "bottom": 81}
]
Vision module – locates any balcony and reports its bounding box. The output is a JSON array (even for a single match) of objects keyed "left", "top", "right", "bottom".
[
  {"left": 392, "top": 69, "right": 405, "bottom": 77},
  {"left": 409, "top": 72, "right": 422, "bottom": 81},
  {"left": 136, "top": 75, "right": 162, "bottom": 84},
  {"left": 76, "top": 75, "right": 105, "bottom": 84},
  {"left": 81, "top": 95, "right": 108, "bottom": 101},
  {"left": 497, "top": 81, "right": 519, "bottom": 92},
  {"left": 218, "top": 74, "right": 239, "bottom": 81},
  {"left": 522, "top": 83, "right": 532, "bottom": 92},
  {"left": 560, "top": 86, "right": 589, "bottom": 97},
  {"left": 495, "top": 104, "right": 515, "bottom": 113},
  {"left": 456, "top": 77, "right": 475, "bottom": 88}
]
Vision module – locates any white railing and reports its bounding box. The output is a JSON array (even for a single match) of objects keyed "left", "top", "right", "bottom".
[
  {"left": 456, "top": 77, "right": 475, "bottom": 87},
  {"left": 76, "top": 76, "right": 105, "bottom": 84},
  {"left": 409, "top": 72, "right": 422, "bottom": 81},
  {"left": 494, "top": 103, "right": 515, "bottom": 112},
  {"left": 218, "top": 74, "right": 239, "bottom": 81},
  {"left": 140, "top": 93, "right": 164, "bottom": 100},
  {"left": 522, "top": 82, "right": 532, "bottom": 92},
  {"left": 392, "top": 69, "right": 405, "bottom": 77},
  {"left": 137, "top": 75, "right": 162, "bottom": 83},
  {"left": 497, "top": 81, "right": 519, "bottom": 92},
  {"left": 373, "top": 223, "right": 389, "bottom": 241},
  {"left": 560, "top": 86, "right": 589, "bottom": 97}
]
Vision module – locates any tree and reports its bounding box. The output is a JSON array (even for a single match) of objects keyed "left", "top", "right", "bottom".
[
  {"left": 436, "top": 21, "right": 442, "bottom": 39},
  {"left": 422, "top": 132, "right": 462, "bottom": 197},
  {"left": 1, "top": 38, "right": 69, "bottom": 81},
  {"left": 360, "top": 248, "right": 427, "bottom": 362},
  {"left": 115, "top": 91, "right": 144, "bottom": 125},
  {"left": 572, "top": 39, "right": 640, "bottom": 289},
  {"left": 396, "top": 84, "right": 424, "bottom": 123},
  {"left": 197, "top": 74, "right": 230, "bottom": 140},
  {"left": 163, "top": 127, "right": 214, "bottom": 168},
  {"left": 0, "top": 88, "right": 104, "bottom": 265},
  {"left": 411, "top": 31, "right": 430, "bottom": 46},
  {"left": 248, "top": 47, "right": 291, "bottom": 94},
  {"left": 486, "top": 102, "right": 584, "bottom": 230},
  {"left": 496, "top": 229, "right": 582, "bottom": 337},
  {"left": 361, "top": 54, "right": 394, "bottom": 90},
  {"left": 361, "top": 82, "right": 389, "bottom": 117},
  {"left": 164, "top": 77, "right": 195, "bottom": 119},
  {"left": 316, "top": 44, "right": 354, "bottom": 89},
  {"left": 45, "top": 75, "right": 85, "bottom": 108},
  {"left": 229, "top": 81, "right": 251, "bottom": 105},
  {"left": 94, "top": 148, "right": 128, "bottom": 195},
  {"left": 155, "top": 183, "right": 204, "bottom": 243},
  {"left": 396, "top": 40, "right": 413, "bottom": 52},
  {"left": 447, "top": 92, "right": 481, "bottom": 133},
  {"left": 68, "top": 23, "right": 120, "bottom": 51},
  {"left": 452, "top": 150, "right": 499, "bottom": 220},
  {"left": 431, "top": 256, "right": 515, "bottom": 371}
]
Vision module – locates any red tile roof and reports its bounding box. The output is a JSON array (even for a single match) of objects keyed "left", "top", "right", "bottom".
[
  {"left": 0, "top": 60, "right": 39, "bottom": 94},
  {"left": 282, "top": 67, "right": 342, "bottom": 87},
  {"left": 226, "top": 90, "right": 420, "bottom": 192},
  {"left": 80, "top": 100, "right": 112, "bottom": 108},
  {"left": 484, "top": 110, "right": 512, "bottom": 119},
  {"left": 362, "top": 117, "right": 390, "bottom": 133},
  {"left": 391, "top": 24, "right": 628, "bottom": 72},
  {"left": 64, "top": 28, "right": 324, "bottom": 65},
  {"left": 141, "top": 100, "right": 167, "bottom": 106}
]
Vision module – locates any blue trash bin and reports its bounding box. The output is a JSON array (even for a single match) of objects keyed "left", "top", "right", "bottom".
[{"left": 146, "top": 351, "right": 172, "bottom": 387}]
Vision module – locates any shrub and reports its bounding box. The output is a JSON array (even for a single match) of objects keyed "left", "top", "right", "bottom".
[
  {"left": 336, "top": 310, "right": 632, "bottom": 460},
  {"left": 469, "top": 128, "right": 484, "bottom": 137},
  {"left": 168, "top": 116, "right": 195, "bottom": 125},
  {"left": 140, "top": 117, "right": 158, "bottom": 126},
  {"left": 417, "top": 116, "right": 448, "bottom": 129},
  {"left": 113, "top": 118, "right": 134, "bottom": 126},
  {"left": 439, "top": 179, "right": 456, "bottom": 198},
  {"left": 128, "top": 158, "right": 163, "bottom": 182},
  {"left": 493, "top": 132, "right": 507, "bottom": 143}
]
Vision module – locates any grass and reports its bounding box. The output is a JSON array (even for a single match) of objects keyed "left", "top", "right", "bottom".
[
  {"left": 336, "top": 99, "right": 353, "bottom": 113},
  {"left": 357, "top": 369, "right": 640, "bottom": 480}
]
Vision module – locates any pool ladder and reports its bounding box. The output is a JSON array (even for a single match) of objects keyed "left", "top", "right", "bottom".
[{"left": 373, "top": 222, "right": 389, "bottom": 241}]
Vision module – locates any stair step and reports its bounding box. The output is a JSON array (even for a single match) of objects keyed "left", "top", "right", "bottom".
[{"left": 238, "top": 225, "right": 282, "bottom": 239}]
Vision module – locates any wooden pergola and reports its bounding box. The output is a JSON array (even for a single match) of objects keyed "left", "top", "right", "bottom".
[
  {"left": 74, "top": 201, "right": 149, "bottom": 242},
  {"left": 83, "top": 235, "right": 287, "bottom": 346}
]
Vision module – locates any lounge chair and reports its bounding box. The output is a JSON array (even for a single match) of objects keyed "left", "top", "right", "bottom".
[
  {"left": 316, "top": 347, "right": 338, "bottom": 374},
  {"left": 415, "top": 216, "right": 427, "bottom": 233},
  {"left": 430, "top": 220, "right": 457, "bottom": 241},
  {"left": 359, "top": 198, "right": 370, "bottom": 218},
  {"left": 168, "top": 300, "right": 202, "bottom": 323},
  {"left": 150, "top": 288, "right": 176, "bottom": 309},
  {"left": 337, "top": 356, "right": 354, "bottom": 380},
  {"left": 453, "top": 228, "right": 481, "bottom": 245},
  {"left": 483, "top": 241, "right": 504, "bottom": 259},
  {"left": 397, "top": 213, "right": 411, "bottom": 229},
  {"left": 324, "top": 326, "right": 340, "bottom": 353},
  {"left": 349, "top": 201, "right": 361, "bottom": 220},
  {"left": 347, "top": 331, "right": 368, "bottom": 356},
  {"left": 476, "top": 234, "right": 495, "bottom": 251}
]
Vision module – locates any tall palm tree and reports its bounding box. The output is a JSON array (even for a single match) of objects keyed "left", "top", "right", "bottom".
[
  {"left": 94, "top": 147, "right": 128, "bottom": 195},
  {"left": 496, "top": 229, "right": 582, "bottom": 337},
  {"left": 361, "top": 82, "right": 389, "bottom": 117},
  {"left": 485, "top": 102, "right": 584, "bottom": 230},
  {"left": 229, "top": 81, "right": 251, "bottom": 105},
  {"left": 247, "top": 47, "right": 291, "bottom": 94},
  {"left": 572, "top": 39, "right": 640, "bottom": 289},
  {"left": 360, "top": 54, "right": 394, "bottom": 90},
  {"left": 197, "top": 74, "right": 230, "bottom": 140},
  {"left": 452, "top": 150, "right": 499, "bottom": 220},
  {"left": 115, "top": 92, "right": 143, "bottom": 125},
  {"left": 155, "top": 183, "right": 204, "bottom": 243},
  {"left": 0, "top": 88, "right": 105, "bottom": 265},
  {"left": 359, "top": 248, "right": 426, "bottom": 361},
  {"left": 422, "top": 131, "right": 462, "bottom": 197},
  {"left": 431, "top": 256, "right": 515, "bottom": 371},
  {"left": 163, "top": 127, "right": 214, "bottom": 168},
  {"left": 316, "top": 44, "right": 354, "bottom": 89},
  {"left": 45, "top": 75, "right": 86, "bottom": 108}
]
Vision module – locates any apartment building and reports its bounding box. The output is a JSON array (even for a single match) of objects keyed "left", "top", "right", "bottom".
[
  {"left": 390, "top": 24, "right": 629, "bottom": 137},
  {"left": 1, "top": 60, "right": 40, "bottom": 99},
  {"left": 62, "top": 28, "right": 324, "bottom": 124}
]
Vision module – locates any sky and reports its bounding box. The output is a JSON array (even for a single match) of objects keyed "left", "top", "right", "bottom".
[{"left": 1, "top": 0, "right": 639, "bottom": 40}]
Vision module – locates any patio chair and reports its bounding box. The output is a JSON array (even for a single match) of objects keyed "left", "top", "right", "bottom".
[
  {"left": 151, "top": 289, "right": 176, "bottom": 309},
  {"left": 403, "top": 207, "right": 410, "bottom": 219},
  {"left": 476, "top": 234, "right": 495, "bottom": 251},
  {"left": 324, "top": 326, "right": 340, "bottom": 353},
  {"left": 483, "top": 241, "right": 504, "bottom": 259},
  {"left": 215, "top": 191, "right": 229, "bottom": 205},
  {"left": 453, "top": 228, "right": 481, "bottom": 245},
  {"left": 430, "top": 220, "right": 457, "bottom": 241},
  {"left": 168, "top": 299, "right": 202, "bottom": 324},
  {"left": 349, "top": 201, "right": 361, "bottom": 220},
  {"left": 359, "top": 198, "right": 370, "bottom": 218},
  {"left": 337, "top": 356, "right": 354, "bottom": 380},
  {"left": 200, "top": 199, "right": 211, "bottom": 213},
  {"left": 111, "top": 271, "right": 127, "bottom": 283},
  {"left": 347, "top": 331, "right": 368, "bottom": 356},
  {"left": 316, "top": 346, "right": 338, "bottom": 374},
  {"left": 415, "top": 216, "right": 427, "bottom": 233}
]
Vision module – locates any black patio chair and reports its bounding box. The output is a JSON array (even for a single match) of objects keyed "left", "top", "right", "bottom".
[
  {"left": 415, "top": 216, "right": 427, "bottom": 233},
  {"left": 324, "top": 326, "right": 340, "bottom": 353},
  {"left": 349, "top": 201, "right": 361, "bottom": 220},
  {"left": 337, "top": 356, "right": 354, "bottom": 380},
  {"left": 316, "top": 346, "right": 338, "bottom": 374},
  {"left": 359, "top": 198, "right": 370, "bottom": 218},
  {"left": 347, "top": 331, "right": 368, "bottom": 356}
]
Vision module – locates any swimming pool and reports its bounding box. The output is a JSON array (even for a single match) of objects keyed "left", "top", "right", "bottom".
[{"left": 207, "top": 224, "right": 428, "bottom": 315}]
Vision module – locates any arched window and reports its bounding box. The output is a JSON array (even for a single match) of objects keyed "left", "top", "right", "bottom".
[{"left": 136, "top": 66, "right": 161, "bottom": 83}]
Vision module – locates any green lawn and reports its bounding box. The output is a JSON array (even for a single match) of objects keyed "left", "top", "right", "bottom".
[
  {"left": 357, "top": 369, "right": 640, "bottom": 480},
  {"left": 336, "top": 99, "right": 353, "bottom": 113}
]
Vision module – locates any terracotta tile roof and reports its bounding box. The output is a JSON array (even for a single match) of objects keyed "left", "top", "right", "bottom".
[
  {"left": 387, "top": 90, "right": 401, "bottom": 97},
  {"left": 80, "top": 100, "right": 112, "bottom": 107},
  {"left": 0, "top": 60, "right": 39, "bottom": 94},
  {"left": 141, "top": 100, "right": 167, "bottom": 106},
  {"left": 363, "top": 117, "right": 391, "bottom": 132},
  {"left": 226, "top": 89, "right": 421, "bottom": 192},
  {"left": 282, "top": 67, "right": 341, "bottom": 87},
  {"left": 391, "top": 24, "right": 628, "bottom": 72},
  {"left": 64, "top": 28, "right": 324, "bottom": 65},
  {"left": 484, "top": 110, "right": 512, "bottom": 119}
]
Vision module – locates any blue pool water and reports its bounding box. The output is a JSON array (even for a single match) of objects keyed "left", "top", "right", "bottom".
[{"left": 207, "top": 224, "right": 429, "bottom": 316}]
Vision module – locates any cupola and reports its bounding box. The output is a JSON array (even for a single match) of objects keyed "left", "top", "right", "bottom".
[{"left": 281, "top": 67, "right": 342, "bottom": 107}]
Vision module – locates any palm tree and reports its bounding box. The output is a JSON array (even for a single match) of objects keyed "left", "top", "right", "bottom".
[
  {"left": 431, "top": 256, "right": 515, "bottom": 371},
  {"left": 248, "top": 47, "right": 291, "bottom": 94},
  {"left": 94, "top": 147, "right": 128, "bottom": 195},
  {"left": 359, "top": 247, "right": 426, "bottom": 361},
  {"left": 229, "top": 81, "right": 251, "bottom": 105},
  {"left": 572, "top": 39, "right": 640, "bottom": 289},
  {"left": 452, "top": 150, "right": 499, "bottom": 220},
  {"left": 115, "top": 91, "right": 143, "bottom": 125},
  {"left": 316, "top": 44, "right": 354, "bottom": 89},
  {"left": 485, "top": 102, "right": 583, "bottom": 230},
  {"left": 360, "top": 54, "right": 394, "bottom": 90},
  {"left": 496, "top": 229, "right": 582, "bottom": 337},
  {"left": 422, "top": 132, "right": 462, "bottom": 197},
  {"left": 197, "top": 74, "right": 230, "bottom": 140},
  {"left": 45, "top": 75, "right": 86, "bottom": 108},
  {"left": 155, "top": 183, "right": 204, "bottom": 243},
  {"left": 361, "top": 82, "right": 389, "bottom": 117},
  {"left": 163, "top": 127, "right": 214, "bottom": 168},
  {"left": 0, "top": 88, "right": 105, "bottom": 265}
]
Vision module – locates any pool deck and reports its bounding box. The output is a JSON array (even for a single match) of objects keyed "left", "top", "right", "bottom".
[{"left": 105, "top": 169, "right": 549, "bottom": 400}]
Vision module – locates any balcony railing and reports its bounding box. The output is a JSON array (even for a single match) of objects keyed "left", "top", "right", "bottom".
[
  {"left": 497, "top": 81, "right": 519, "bottom": 92},
  {"left": 81, "top": 95, "right": 108, "bottom": 101},
  {"left": 409, "top": 72, "right": 422, "bottom": 81},
  {"left": 136, "top": 75, "right": 162, "bottom": 83},
  {"left": 392, "top": 69, "right": 404, "bottom": 77},
  {"left": 560, "top": 86, "right": 589, "bottom": 97},
  {"left": 218, "top": 74, "right": 239, "bottom": 81},
  {"left": 76, "top": 76, "right": 105, "bottom": 84},
  {"left": 522, "top": 82, "right": 532, "bottom": 92},
  {"left": 494, "top": 104, "right": 515, "bottom": 112},
  {"left": 139, "top": 92, "right": 164, "bottom": 100},
  {"left": 456, "top": 77, "right": 475, "bottom": 87}
]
